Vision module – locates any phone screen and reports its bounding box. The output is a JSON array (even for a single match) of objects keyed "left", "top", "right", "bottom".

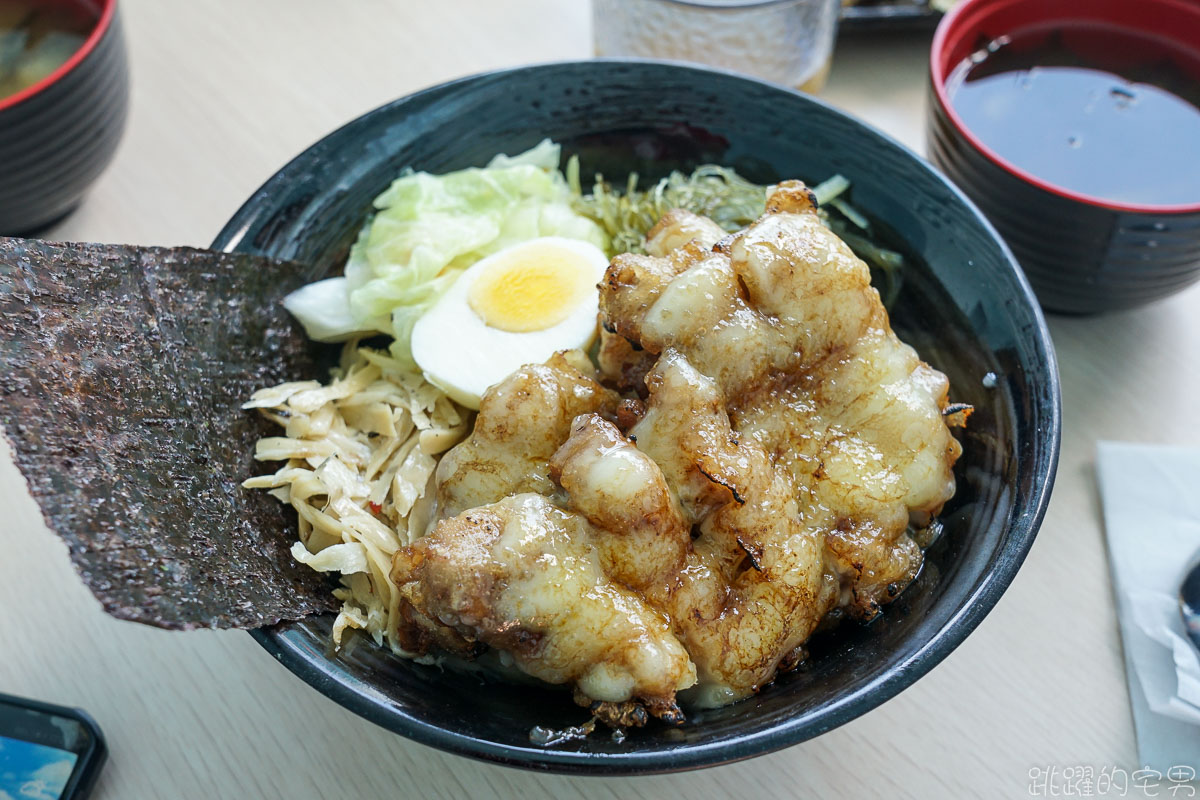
[
  {"left": 0, "top": 734, "right": 79, "bottom": 798},
  {"left": 0, "top": 702, "right": 92, "bottom": 799}
]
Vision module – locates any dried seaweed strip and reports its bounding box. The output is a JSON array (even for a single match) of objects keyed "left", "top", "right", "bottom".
[{"left": 0, "top": 237, "right": 337, "bottom": 629}]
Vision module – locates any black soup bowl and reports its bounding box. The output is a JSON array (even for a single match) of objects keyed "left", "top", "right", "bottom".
[
  {"left": 0, "top": 0, "right": 129, "bottom": 236},
  {"left": 213, "top": 60, "right": 1061, "bottom": 774},
  {"left": 927, "top": 0, "right": 1200, "bottom": 314}
]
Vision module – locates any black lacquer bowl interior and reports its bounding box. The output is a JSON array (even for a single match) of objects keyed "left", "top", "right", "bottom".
[{"left": 213, "top": 60, "right": 1061, "bottom": 774}]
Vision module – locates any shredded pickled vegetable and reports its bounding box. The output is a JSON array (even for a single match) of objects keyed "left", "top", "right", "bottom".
[{"left": 243, "top": 344, "right": 471, "bottom": 654}]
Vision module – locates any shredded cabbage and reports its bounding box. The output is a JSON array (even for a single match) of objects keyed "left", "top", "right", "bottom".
[
  {"left": 284, "top": 140, "right": 608, "bottom": 367},
  {"left": 243, "top": 344, "right": 471, "bottom": 653}
]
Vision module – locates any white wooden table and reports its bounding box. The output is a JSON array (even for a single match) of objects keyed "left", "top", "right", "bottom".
[{"left": 4, "top": 2, "right": 1198, "bottom": 797}]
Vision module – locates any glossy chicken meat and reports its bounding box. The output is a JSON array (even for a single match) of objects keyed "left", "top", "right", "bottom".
[
  {"left": 392, "top": 181, "right": 963, "bottom": 724},
  {"left": 604, "top": 185, "right": 961, "bottom": 619},
  {"left": 392, "top": 492, "right": 696, "bottom": 725},
  {"left": 433, "top": 350, "right": 619, "bottom": 521}
]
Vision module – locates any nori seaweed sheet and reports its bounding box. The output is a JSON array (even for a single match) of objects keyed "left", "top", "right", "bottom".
[{"left": 0, "top": 237, "right": 337, "bottom": 629}]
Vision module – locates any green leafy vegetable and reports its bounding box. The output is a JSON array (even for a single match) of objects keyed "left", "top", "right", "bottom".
[
  {"left": 567, "top": 160, "right": 767, "bottom": 256},
  {"left": 569, "top": 161, "right": 905, "bottom": 306},
  {"left": 284, "top": 139, "right": 608, "bottom": 366}
]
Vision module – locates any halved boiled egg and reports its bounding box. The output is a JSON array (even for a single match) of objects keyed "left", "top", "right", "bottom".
[{"left": 411, "top": 236, "right": 610, "bottom": 409}]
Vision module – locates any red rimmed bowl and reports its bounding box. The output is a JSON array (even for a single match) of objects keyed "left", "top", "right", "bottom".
[
  {"left": 927, "top": 0, "right": 1200, "bottom": 314},
  {"left": 0, "top": 0, "right": 129, "bottom": 235}
]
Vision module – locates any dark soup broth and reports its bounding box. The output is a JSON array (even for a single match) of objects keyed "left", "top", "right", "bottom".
[
  {"left": 0, "top": 1, "right": 95, "bottom": 100},
  {"left": 945, "top": 22, "right": 1200, "bottom": 208}
]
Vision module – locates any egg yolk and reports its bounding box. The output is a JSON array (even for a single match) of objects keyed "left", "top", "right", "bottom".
[{"left": 467, "top": 245, "right": 595, "bottom": 333}]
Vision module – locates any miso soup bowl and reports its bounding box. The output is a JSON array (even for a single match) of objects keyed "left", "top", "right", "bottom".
[
  {"left": 0, "top": 0, "right": 129, "bottom": 236},
  {"left": 927, "top": 0, "right": 1200, "bottom": 314}
]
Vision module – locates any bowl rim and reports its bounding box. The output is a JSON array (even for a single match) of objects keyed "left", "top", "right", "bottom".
[
  {"left": 215, "top": 58, "right": 1062, "bottom": 774},
  {"left": 0, "top": 0, "right": 118, "bottom": 113},
  {"left": 929, "top": 0, "right": 1200, "bottom": 216}
]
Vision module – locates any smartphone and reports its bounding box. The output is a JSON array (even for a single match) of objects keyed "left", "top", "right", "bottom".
[{"left": 0, "top": 693, "right": 106, "bottom": 799}]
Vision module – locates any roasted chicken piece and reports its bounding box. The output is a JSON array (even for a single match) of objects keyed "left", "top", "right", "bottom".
[
  {"left": 557, "top": 353, "right": 836, "bottom": 703},
  {"left": 595, "top": 327, "right": 654, "bottom": 397},
  {"left": 596, "top": 210, "right": 728, "bottom": 394},
  {"left": 601, "top": 242, "right": 789, "bottom": 398},
  {"left": 434, "top": 350, "right": 619, "bottom": 521},
  {"left": 598, "top": 181, "right": 960, "bottom": 619},
  {"left": 396, "top": 180, "right": 963, "bottom": 723},
  {"left": 733, "top": 326, "right": 958, "bottom": 614},
  {"left": 646, "top": 208, "right": 726, "bottom": 255},
  {"left": 548, "top": 413, "right": 690, "bottom": 593},
  {"left": 391, "top": 493, "right": 696, "bottom": 725}
]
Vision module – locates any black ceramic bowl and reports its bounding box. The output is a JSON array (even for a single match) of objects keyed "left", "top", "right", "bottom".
[
  {"left": 0, "top": 0, "right": 129, "bottom": 235},
  {"left": 927, "top": 0, "right": 1200, "bottom": 314},
  {"left": 213, "top": 60, "right": 1060, "bottom": 774}
]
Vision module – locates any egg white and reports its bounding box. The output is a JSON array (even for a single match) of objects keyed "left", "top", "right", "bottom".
[{"left": 410, "top": 237, "right": 609, "bottom": 409}]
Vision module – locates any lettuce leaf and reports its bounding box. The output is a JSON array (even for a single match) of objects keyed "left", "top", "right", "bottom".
[{"left": 283, "top": 140, "right": 608, "bottom": 367}]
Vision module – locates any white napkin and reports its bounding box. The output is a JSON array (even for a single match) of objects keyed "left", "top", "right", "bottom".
[{"left": 1098, "top": 441, "right": 1200, "bottom": 771}]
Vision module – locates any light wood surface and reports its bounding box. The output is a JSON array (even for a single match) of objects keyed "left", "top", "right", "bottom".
[{"left": 3, "top": 2, "right": 1197, "bottom": 797}]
